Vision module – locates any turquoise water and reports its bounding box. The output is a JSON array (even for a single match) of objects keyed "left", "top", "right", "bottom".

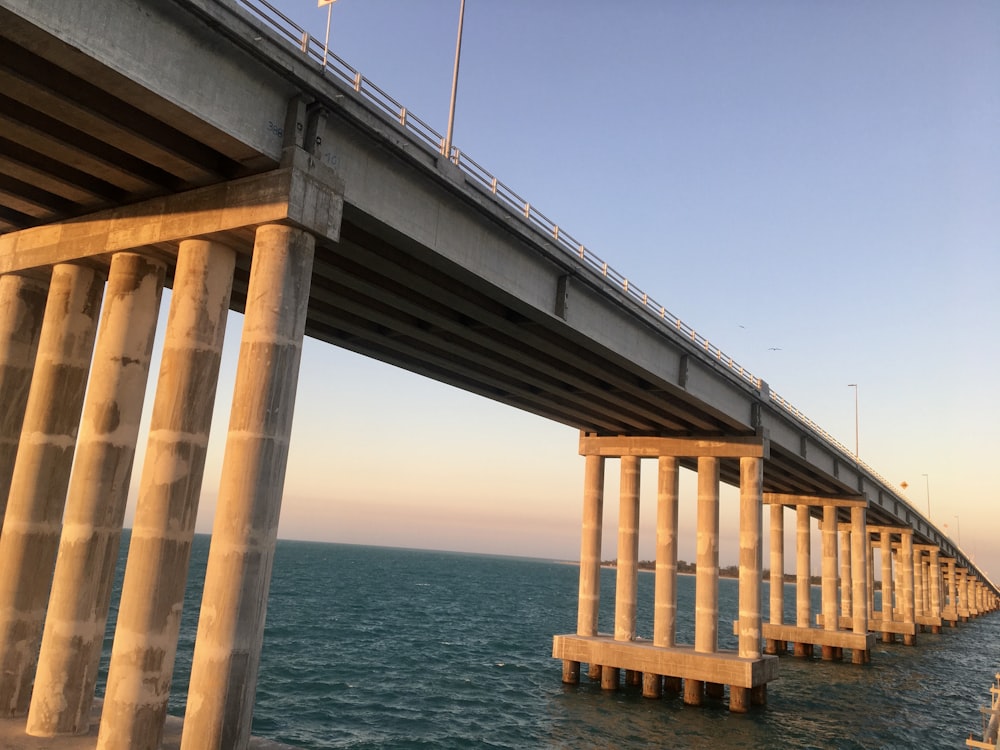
[{"left": 101, "top": 536, "right": 998, "bottom": 748}]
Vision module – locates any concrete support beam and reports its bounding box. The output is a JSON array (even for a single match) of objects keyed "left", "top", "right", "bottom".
[
  {"left": 614, "top": 457, "right": 640, "bottom": 643},
  {"left": 27, "top": 253, "right": 165, "bottom": 736},
  {"left": 840, "top": 525, "right": 852, "bottom": 623},
  {"left": 97, "top": 239, "right": 236, "bottom": 750},
  {"left": 0, "top": 263, "right": 104, "bottom": 717},
  {"left": 180, "top": 224, "right": 314, "bottom": 750},
  {"left": 0, "top": 164, "right": 342, "bottom": 275},
  {"left": 0, "top": 273, "right": 48, "bottom": 527},
  {"left": 900, "top": 532, "right": 915, "bottom": 645},
  {"left": 879, "top": 531, "right": 894, "bottom": 641},
  {"left": 579, "top": 434, "right": 768, "bottom": 459}
]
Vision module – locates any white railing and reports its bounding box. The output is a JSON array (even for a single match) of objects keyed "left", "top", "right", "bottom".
[{"left": 236, "top": 0, "right": 925, "bottom": 526}]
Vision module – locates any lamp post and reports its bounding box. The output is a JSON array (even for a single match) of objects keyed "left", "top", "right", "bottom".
[
  {"left": 847, "top": 384, "right": 858, "bottom": 457},
  {"left": 319, "top": 0, "right": 338, "bottom": 69},
  {"left": 443, "top": 0, "right": 466, "bottom": 160},
  {"left": 922, "top": 473, "right": 930, "bottom": 518},
  {"left": 954, "top": 515, "right": 961, "bottom": 546}
]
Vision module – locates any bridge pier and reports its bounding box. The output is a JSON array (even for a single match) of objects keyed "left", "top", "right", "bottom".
[
  {"left": 553, "top": 434, "right": 777, "bottom": 713},
  {"left": 760, "top": 495, "right": 872, "bottom": 663},
  {"left": 0, "top": 142, "right": 340, "bottom": 747}
]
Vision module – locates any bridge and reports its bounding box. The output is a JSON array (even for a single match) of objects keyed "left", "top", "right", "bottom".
[{"left": 0, "top": 0, "right": 996, "bottom": 746}]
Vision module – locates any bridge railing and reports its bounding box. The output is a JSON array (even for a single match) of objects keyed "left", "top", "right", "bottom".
[{"left": 237, "top": 0, "right": 928, "bottom": 532}]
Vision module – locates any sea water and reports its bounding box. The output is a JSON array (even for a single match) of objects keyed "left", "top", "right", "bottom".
[{"left": 99, "top": 535, "right": 998, "bottom": 748}]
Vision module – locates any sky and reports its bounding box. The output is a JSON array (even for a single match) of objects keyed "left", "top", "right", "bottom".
[{"left": 121, "top": 1, "right": 1000, "bottom": 579}]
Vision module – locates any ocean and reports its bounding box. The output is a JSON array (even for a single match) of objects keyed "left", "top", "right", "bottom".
[{"left": 100, "top": 535, "right": 998, "bottom": 749}]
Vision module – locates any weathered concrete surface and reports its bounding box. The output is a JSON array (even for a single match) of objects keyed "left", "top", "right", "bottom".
[{"left": 0, "top": 703, "right": 295, "bottom": 749}]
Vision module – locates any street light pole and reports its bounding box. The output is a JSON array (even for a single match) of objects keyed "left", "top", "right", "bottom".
[
  {"left": 848, "top": 384, "right": 859, "bottom": 456},
  {"left": 319, "top": 0, "right": 338, "bottom": 69},
  {"left": 443, "top": 0, "right": 466, "bottom": 161},
  {"left": 922, "top": 473, "right": 930, "bottom": 518}
]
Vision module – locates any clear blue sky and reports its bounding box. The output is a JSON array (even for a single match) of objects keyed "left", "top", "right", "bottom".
[{"left": 127, "top": 1, "right": 1000, "bottom": 578}]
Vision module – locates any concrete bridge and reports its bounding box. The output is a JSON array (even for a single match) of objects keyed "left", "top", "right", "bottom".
[{"left": 0, "top": 0, "right": 996, "bottom": 746}]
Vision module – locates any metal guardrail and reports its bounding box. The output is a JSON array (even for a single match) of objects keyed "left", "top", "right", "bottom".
[{"left": 234, "top": 0, "right": 944, "bottom": 540}]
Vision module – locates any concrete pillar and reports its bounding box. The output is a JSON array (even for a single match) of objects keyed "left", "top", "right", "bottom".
[
  {"left": 794, "top": 505, "right": 812, "bottom": 657},
  {"left": 929, "top": 549, "right": 941, "bottom": 631},
  {"left": 96, "top": 240, "right": 236, "bottom": 749},
  {"left": 767, "top": 503, "right": 784, "bottom": 655},
  {"left": 732, "top": 456, "right": 762, "bottom": 713},
  {"left": 820, "top": 506, "right": 838, "bottom": 660},
  {"left": 686, "top": 456, "right": 719, "bottom": 705},
  {"left": 840, "top": 524, "right": 852, "bottom": 622},
  {"left": 959, "top": 569, "right": 970, "bottom": 620},
  {"left": 880, "top": 531, "right": 894, "bottom": 641},
  {"left": 900, "top": 533, "right": 915, "bottom": 645},
  {"left": 614, "top": 456, "right": 640, "bottom": 643},
  {"left": 573, "top": 453, "right": 604, "bottom": 683},
  {"left": 653, "top": 456, "right": 678, "bottom": 648},
  {"left": 866, "top": 534, "right": 875, "bottom": 622},
  {"left": 914, "top": 551, "right": 925, "bottom": 621},
  {"left": 947, "top": 560, "right": 957, "bottom": 622},
  {"left": 180, "top": 224, "right": 314, "bottom": 750},
  {"left": 849, "top": 507, "right": 868, "bottom": 663},
  {"left": 0, "top": 263, "right": 104, "bottom": 717},
  {"left": 27, "top": 254, "right": 165, "bottom": 736},
  {"left": 0, "top": 273, "right": 49, "bottom": 527}
]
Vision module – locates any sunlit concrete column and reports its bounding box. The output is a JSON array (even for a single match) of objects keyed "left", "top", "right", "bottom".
[
  {"left": 900, "top": 532, "right": 915, "bottom": 645},
  {"left": 958, "top": 568, "right": 970, "bottom": 621},
  {"left": 614, "top": 456, "right": 640, "bottom": 643},
  {"left": 0, "top": 273, "right": 49, "bottom": 527},
  {"left": 0, "top": 263, "right": 103, "bottom": 717},
  {"left": 947, "top": 560, "right": 957, "bottom": 624},
  {"left": 766, "top": 503, "right": 785, "bottom": 655},
  {"left": 731, "top": 455, "right": 762, "bottom": 713},
  {"left": 866, "top": 533, "right": 875, "bottom": 621},
  {"left": 645, "top": 455, "right": 679, "bottom": 698},
  {"left": 929, "top": 549, "right": 942, "bottom": 632},
  {"left": 849, "top": 507, "right": 868, "bottom": 664},
  {"left": 568, "top": 452, "right": 604, "bottom": 684},
  {"left": 685, "top": 456, "right": 719, "bottom": 705},
  {"left": 820, "top": 506, "right": 839, "bottom": 660},
  {"left": 27, "top": 254, "right": 165, "bottom": 736},
  {"left": 180, "top": 224, "right": 314, "bottom": 750},
  {"left": 794, "top": 505, "right": 812, "bottom": 657},
  {"left": 914, "top": 551, "right": 926, "bottom": 623},
  {"left": 96, "top": 240, "right": 236, "bottom": 750},
  {"left": 840, "top": 525, "right": 852, "bottom": 624},
  {"left": 880, "top": 531, "right": 894, "bottom": 641}
]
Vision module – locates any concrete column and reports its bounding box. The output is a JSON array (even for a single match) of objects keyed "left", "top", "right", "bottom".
[
  {"left": 900, "top": 533, "right": 915, "bottom": 645},
  {"left": 929, "top": 549, "right": 941, "bottom": 630},
  {"left": 820, "top": 506, "right": 838, "bottom": 660},
  {"left": 96, "top": 240, "right": 236, "bottom": 750},
  {"left": 614, "top": 456, "right": 640, "bottom": 643},
  {"left": 0, "top": 263, "right": 104, "bottom": 717},
  {"left": 850, "top": 507, "right": 868, "bottom": 663},
  {"left": 914, "top": 551, "right": 925, "bottom": 621},
  {"left": 794, "top": 505, "right": 811, "bottom": 657},
  {"left": 880, "top": 531, "right": 894, "bottom": 641},
  {"left": 767, "top": 503, "right": 784, "bottom": 655},
  {"left": 866, "top": 534, "right": 875, "bottom": 621},
  {"left": 947, "top": 560, "right": 957, "bottom": 622},
  {"left": 27, "top": 254, "right": 165, "bottom": 736},
  {"left": 840, "top": 524, "right": 852, "bottom": 622},
  {"left": 959, "top": 569, "right": 970, "bottom": 619},
  {"left": 653, "top": 456, "right": 678, "bottom": 648},
  {"left": 577, "top": 454, "right": 605, "bottom": 638},
  {"left": 686, "top": 456, "right": 719, "bottom": 705},
  {"left": 573, "top": 453, "right": 604, "bottom": 683},
  {"left": 180, "top": 224, "right": 314, "bottom": 750},
  {"left": 0, "top": 273, "right": 49, "bottom": 526},
  {"left": 732, "top": 456, "right": 762, "bottom": 713}
]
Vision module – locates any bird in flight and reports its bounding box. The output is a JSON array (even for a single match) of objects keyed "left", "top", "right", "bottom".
[{"left": 768, "top": 347, "right": 782, "bottom": 351}]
